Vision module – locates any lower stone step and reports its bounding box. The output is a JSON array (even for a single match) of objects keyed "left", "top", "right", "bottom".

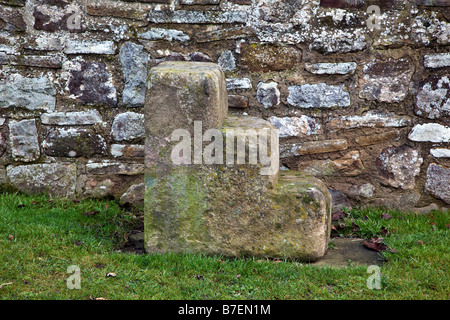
[{"left": 144, "top": 170, "right": 332, "bottom": 261}]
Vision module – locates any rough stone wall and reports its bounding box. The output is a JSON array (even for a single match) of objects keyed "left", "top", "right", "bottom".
[{"left": 0, "top": 0, "right": 449, "bottom": 210}]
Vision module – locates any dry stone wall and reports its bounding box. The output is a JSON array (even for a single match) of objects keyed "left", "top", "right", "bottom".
[{"left": 0, "top": 0, "right": 449, "bottom": 211}]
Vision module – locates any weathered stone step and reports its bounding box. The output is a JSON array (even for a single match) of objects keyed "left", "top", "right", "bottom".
[
  {"left": 219, "top": 115, "right": 280, "bottom": 188},
  {"left": 145, "top": 170, "right": 331, "bottom": 261}
]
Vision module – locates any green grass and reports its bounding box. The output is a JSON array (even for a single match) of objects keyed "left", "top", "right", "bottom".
[{"left": 0, "top": 191, "right": 448, "bottom": 300}]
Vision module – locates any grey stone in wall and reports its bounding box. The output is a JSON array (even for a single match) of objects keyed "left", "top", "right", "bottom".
[
  {"left": 305, "top": 62, "right": 357, "bottom": 75},
  {"left": 226, "top": 78, "right": 252, "bottom": 91},
  {"left": 328, "top": 112, "right": 412, "bottom": 129},
  {"left": 120, "top": 183, "right": 145, "bottom": 207},
  {"left": 64, "top": 40, "right": 116, "bottom": 55},
  {"left": 424, "top": 53, "right": 450, "bottom": 68},
  {"left": 287, "top": 83, "right": 350, "bottom": 108},
  {"left": 111, "top": 112, "right": 145, "bottom": 141},
  {"left": 86, "top": 161, "right": 144, "bottom": 175},
  {"left": 430, "top": 148, "right": 450, "bottom": 158},
  {"left": 415, "top": 76, "right": 449, "bottom": 119},
  {"left": 408, "top": 123, "right": 450, "bottom": 143},
  {"left": 119, "top": 42, "right": 149, "bottom": 107},
  {"left": 41, "top": 110, "right": 103, "bottom": 126},
  {"left": 8, "top": 119, "right": 40, "bottom": 162},
  {"left": 148, "top": 10, "right": 248, "bottom": 24},
  {"left": 7, "top": 163, "right": 77, "bottom": 198},
  {"left": 256, "top": 82, "right": 280, "bottom": 108},
  {"left": 218, "top": 50, "right": 237, "bottom": 72},
  {"left": 376, "top": 146, "right": 423, "bottom": 190},
  {"left": 268, "top": 116, "right": 321, "bottom": 138},
  {"left": 138, "top": 28, "right": 190, "bottom": 42},
  {"left": 0, "top": 74, "right": 56, "bottom": 111},
  {"left": 425, "top": 163, "right": 450, "bottom": 204}
]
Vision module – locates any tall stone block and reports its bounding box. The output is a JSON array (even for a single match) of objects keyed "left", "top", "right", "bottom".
[{"left": 146, "top": 62, "right": 228, "bottom": 138}]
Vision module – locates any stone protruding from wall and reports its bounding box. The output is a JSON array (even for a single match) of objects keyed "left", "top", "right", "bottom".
[{"left": 144, "top": 62, "right": 331, "bottom": 261}]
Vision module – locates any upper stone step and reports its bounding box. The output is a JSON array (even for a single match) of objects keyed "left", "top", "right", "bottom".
[{"left": 146, "top": 61, "right": 228, "bottom": 138}]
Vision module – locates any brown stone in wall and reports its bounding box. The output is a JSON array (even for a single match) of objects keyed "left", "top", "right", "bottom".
[
  {"left": 240, "top": 43, "right": 301, "bottom": 72},
  {"left": 228, "top": 95, "right": 249, "bottom": 109},
  {"left": 293, "top": 139, "right": 348, "bottom": 156},
  {"left": 298, "top": 151, "right": 365, "bottom": 177},
  {"left": 0, "top": 54, "right": 63, "bottom": 69},
  {"left": 355, "top": 131, "right": 400, "bottom": 146}
]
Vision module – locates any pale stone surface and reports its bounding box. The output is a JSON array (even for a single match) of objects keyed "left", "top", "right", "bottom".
[
  {"left": 430, "top": 148, "right": 450, "bottom": 158},
  {"left": 218, "top": 50, "right": 237, "bottom": 72},
  {"left": 226, "top": 78, "right": 252, "bottom": 90},
  {"left": 86, "top": 161, "right": 144, "bottom": 175},
  {"left": 64, "top": 40, "right": 116, "bottom": 54},
  {"left": 120, "top": 183, "right": 145, "bottom": 207},
  {"left": 148, "top": 10, "right": 248, "bottom": 24},
  {"left": 120, "top": 42, "right": 149, "bottom": 107},
  {"left": 0, "top": 74, "right": 56, "bottom": 111},
  {"left": 305, "top": 62, "right": 357, "bottom": 75},
  {"left": 268, "top": 116, "right": 321, "bottom": 138},
  {"left": 415, "top": 76, "right": 449, "bottom": 119},
  {"left": 425, "top": 163, "right": 450, "bottom": 204},
  {"left": 408, "top": 123, "right": 450, "bottom": 143},
  {"left": 287, "top": 83, "right": 350, "bottom": 108},
  {"left": 8, "top": 119, "right": 40, "bottom": 162},
  {"left": 138, "top": 28, "right": 190, "bottom": 42},
  {"left": 328, "top": 112, "right": 411, "bottom": 129},
  {"left": 424, "top": 53, "right": 450, "bottom": 68},
  {"left": 41, "top": 110, "right": 103, "bottom": 125},
  {"left": 111, "top": 112, "right": 145, "bottom": 141},
  {"left": 7, "top": 163, "right": 77, "bottom": 197},
  {"left": 376, "top": 146, "right": 423, "bottom": 190},
  {"left": 256, "top": 82, "right": 280, "bottom": 108},
  {"left": 348, "top": 183, "right": 376, "bottom": 199}
]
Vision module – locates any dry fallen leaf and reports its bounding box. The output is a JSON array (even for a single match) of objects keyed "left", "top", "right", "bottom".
[
  {"left": 8, "top": 234, "right": 14, "bottom": 241},
  {"left": 83, "top": 211, "right": 100, "bottom": 217},
  {"left": 105, "top": 272, "right": 117, "bottom": 277},
  {"left": 381, "top": 213, "right": 393, "bottom": 220},
  {"left": 363, "top": 237, "right": 386, "bottom": 252}
]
